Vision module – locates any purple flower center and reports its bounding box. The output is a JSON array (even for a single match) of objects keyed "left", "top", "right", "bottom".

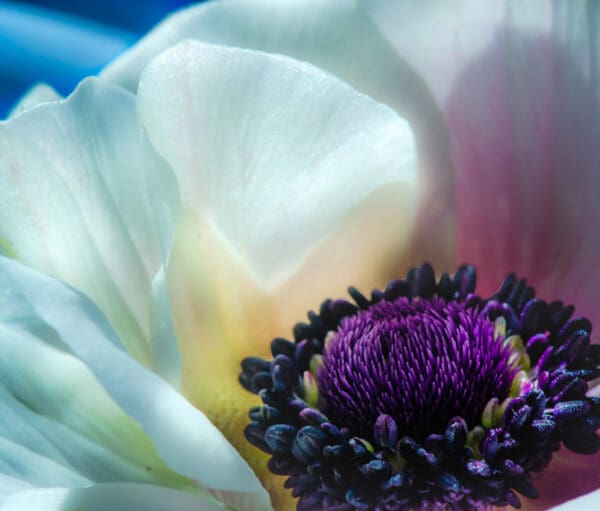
[
  {"left": 239, "top": 264, "right": 600, "bottom": 511},
  {"left": 318, "top": 297, "right": 517, "bottom": 442}
]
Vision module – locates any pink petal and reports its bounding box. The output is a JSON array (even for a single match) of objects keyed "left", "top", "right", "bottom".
[
  {"left": 521, "top": 449, "right": 600, "bottom": 510},
  {"left": 446, "top": 8, "right": 600, "bottom": 333},
  {"left": 367, "top": 1, "right": 600, "bottom": 328}
]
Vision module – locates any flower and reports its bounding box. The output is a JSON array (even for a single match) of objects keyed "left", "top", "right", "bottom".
[
  {"left": 0, "top": 1, "right": 598, "bottom": 511},
  {"left": 0, "top": 3, "right": 423, "bottom": 509},
  {"left": 241, "top": 262, "right": 599, "bottom": 510}
]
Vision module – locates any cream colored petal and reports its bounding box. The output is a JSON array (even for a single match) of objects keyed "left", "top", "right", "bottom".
[{"left": 138, "top": 40, "right": 418, "bottom": 287}]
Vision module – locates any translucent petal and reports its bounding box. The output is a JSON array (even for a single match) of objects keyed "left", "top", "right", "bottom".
[
  {"left": 367, "top": 0, "right": 600, "bottom": 331},
  {"left": 0, "top": 77, "right": 167, "bottom": 374},
  {"left": 363, "top": 0, "right": 508, "bottom": 105},
  {"left": 0, "top": 326, "right": 189, "bottom": 490},
  {"left": 138, "top": 40, "right": 418, "bottom": 286},
  {"left": 101, "top": 0, "right": 455, "bottom": 267},
  {"left": 0, "top": 483, "right": 226, "bottom": 511},
  {"left": 0, "top": 257, "right": 272, "bottom": 509}
]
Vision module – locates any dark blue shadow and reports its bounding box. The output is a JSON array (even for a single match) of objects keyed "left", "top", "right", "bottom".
[{"left": 0, "top": 0, "right": 199, "bottom": 117}]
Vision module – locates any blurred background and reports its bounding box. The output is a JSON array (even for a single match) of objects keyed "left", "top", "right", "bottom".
[{"left": 0, "top": 0, "right": 200, "bottom": 117}]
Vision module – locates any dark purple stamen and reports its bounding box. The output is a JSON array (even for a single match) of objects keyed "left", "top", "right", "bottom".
[
  {"left": 239, "top": 264, "right": 600, "bottom": 511},
  {"left": 318, "top": 298, "right": 516, "bottom": 441}
]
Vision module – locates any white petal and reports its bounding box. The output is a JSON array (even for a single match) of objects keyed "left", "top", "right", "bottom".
[
  {"left": 549, "top": 489, "right": 600, "bottom": 510},
  {"left": 362, "top": 0, "right": 509, "bottom": 105},
  {"left": 101, "top": 0, "right": 454, "bottom": 268},
  {"left": 0, "top": 327, "right": 188, "bottom": 490},
  {"left": 149, "top": 266, "right": 181, "bottom": 387},
  {"left": 102, "top": 0, "right": 433, "bottom": 120},
  {"left": 0, "top": 78, "right": 164, "bottom": 369},
  {"left": 0, "top": 257, "right": 271, "bottom": 508},
  {"left": 0, "top": 438, "right": 89, "bottom": 490},
  {"left": 8, "top": 84, "right": 61, "bottom": 118},
  {"left": 138, "top": 40, "right": 418, "bottom": 286},
  {"left": 0, "top": 483, "right": 226, "bottom": 511},
  {"left": 0, "top": 475, "right": 31, "bottom": 498},
  {"left": 143, "top": 139, "right": 182, "bottom": 386}
]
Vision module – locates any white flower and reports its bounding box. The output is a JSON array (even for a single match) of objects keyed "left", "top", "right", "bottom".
[
  {"left": 1, "top": 1, "right": 599, "bottom": 510},
  {"left": 0, "top": 4, "right": 422, "bottom": 508}
]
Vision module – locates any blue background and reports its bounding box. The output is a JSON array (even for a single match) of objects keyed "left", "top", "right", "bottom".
[{"left": 0, "top": 0, "right": 199, "bottom": 117}]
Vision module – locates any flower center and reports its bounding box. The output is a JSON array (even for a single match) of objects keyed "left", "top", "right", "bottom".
[
  {"left": 239, "top": 264, "right": 600, "bottom": 511},
  {"left": 318, "top": 297, "right": 516, "bottom": 442}
]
